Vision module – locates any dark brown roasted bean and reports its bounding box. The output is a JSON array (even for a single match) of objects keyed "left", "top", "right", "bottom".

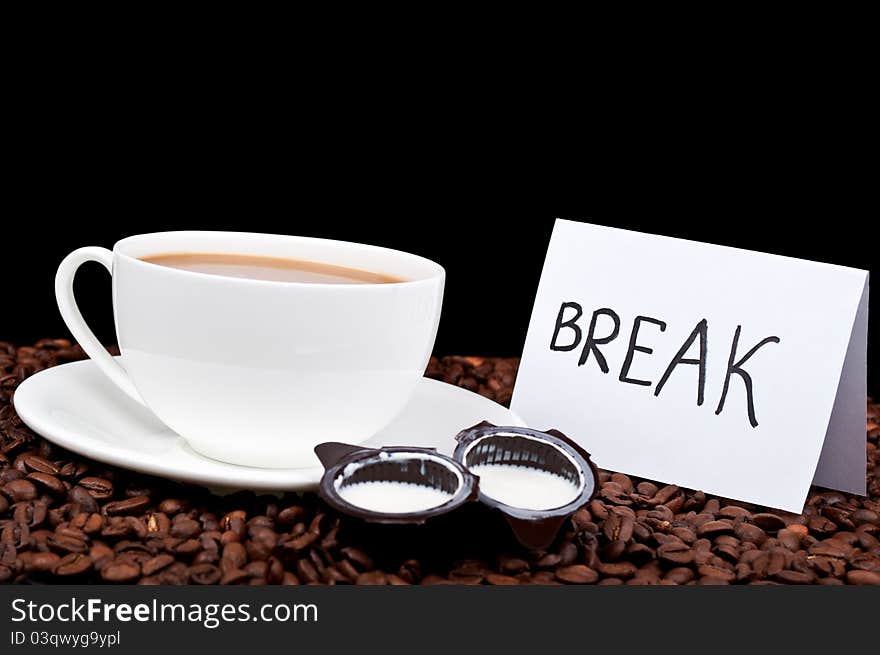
[
  {"left": 104, "top": 496, "right": 151, "bottom": 516},
  {"left": 54, "top": 553, "right": 92, "bottom": 577},
  {"left": 101, "top": 559, "right": 141, "bottom": 583},
  {"left": 555, "top": 565, "right": 599, "bottom": 584},
  {"left": 78, "top": 477, "right": 113, "bottom": 500}
]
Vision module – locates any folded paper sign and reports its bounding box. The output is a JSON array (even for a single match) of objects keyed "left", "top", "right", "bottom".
[{"left": 512, "top": 220, "right": 869, "bottom": 512}]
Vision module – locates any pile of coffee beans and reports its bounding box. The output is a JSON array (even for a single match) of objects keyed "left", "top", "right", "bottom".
[{"left": 1, "top": 343, "right": 878, "bottom": 584}]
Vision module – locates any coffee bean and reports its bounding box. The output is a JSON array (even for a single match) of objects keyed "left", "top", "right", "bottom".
[
  {"left": 713, "top": 544, "right": 740, "bottom": 564},
  {"left": 598, "top": 561, "right": 637, "bottom": 578},
  {"left": 664, "top": 567, "right": 695, "bottom": 584},
  {"left": 526, "top": 571, "right": 557, "bottom": 585},
  {"left": 849, "top": 552, "right": 880, "bottom": 572},
  {"left": 157, "top": 499, "right": 183, "bottom": 515},
  {"left": 296, "top": 558, "right": 319, "bottom": 583},
  {"left": 603, "top": 539, "right": 627, "bottom": 560},
  {"left": 822, "top": 506, "right": 854, "bottom": 529},
  {"left": 105, "top": 496, "right": 151, "bottom": 516},
  {"left": 14, "top": 500, "right": 47, "bottom": 528},
  {"left": 698, "top": 564, "right": 735, "bottom": 582},
  {"left": 246, "top": 527, "right": 277, "bottom": 561},
  {"left": 751, "top": 513, "right": 787, "bottom": 532},
  {"left": 27, "top": 472, "right": 65, "bottom": 496},
  {"left": 336, "top": 559, "right": 360, "bottom": 583},
  {"left": 54, "top": 553, "right": 92, "bottom": 577},
  {"left": 3, "top": 479, "right": 37, "bottom": 502},
  {"left": 173, "top": 539, "right": 201, "bottom": 556},
  {"left": 536, "top": 553, "right": 561, "bottom": 568},
  {"left": 20, "top": 454, "right": 59, "bottom": 475},
  {"left": 600, "top": 482, "right": 631, "bottom": 505},
  {"left": 221, "top": 567, "right": 250, "bottom": 585},
  {"left": 89, "top": 542, "right": 114, "bottom": 569},
  {"left": 774, "top": 570, "right": 814, "bottom": 584},
  {"left": 58, "top": 462, "right": 83, "bottom": 479},
  {"left": 277, "top": 571, "right": 297, "bottom": 585},
  {"left": 356, "top": 571, "right": 388, "bottom": 585},
  {"left": 158, "top": 565, "right": 189, "bottom": 585},
  {"left": 831, "top": 531, "right": 859, "bottom": 547},
  {"left": 306, "top": 518, "right": 330, "bottom": 542},
  {"left": 808, "top": 515, "right": 839, "bottom": 536},
  {"left": 220, "top": 568, "right": 250, "bottom": 585},
  {"left": 231, "top": 560, "right": 260, "bottom": 580},
  {"left": 21, "top": 551, "right": 60, "bottom": 573},
  {"left": 671, "top": 527, "right": 697, "bottom": 545},
  {"left": 193, "top": 550, "right": 217, "bottom": 565},
  {"left": 808, "top": 541, "right": 848, "bottom": 559},
  {"left": 101, "top": 559, "right": 141, "bottom": 583},
  {"left": 734, "top": 522, "right": 767, "bottom": 545},
  {"left": 698, "top": 520, "right": 734, "bottom": 537},
  {"left": 766, "top": 550, "right": 787, "bottom": 576},
  {"left": 558, "top": 541, "right": 578, "bottom": 566},
  {"left": 190, "top": 563, "right": 222, "bottom": 584},
  {"left": 570, "top": 508, "right": 592, "bottom": 531},
  {"left": 146, "top": 512, "right": 170, "bottom": 534},
  {"left": 852, "top": 509, "right": 879, "bottom": 526},
  {"left": 277, "top": 506, "right": 306, "bottom": 525},
  {"left": 498, "top": 556, "right": 529, "bottom": 574},
  {"left": 555, "top": 565, "right": 598, "bottom": 584},
  {"left": 658, "top": 542, "right": 693, "bottom": 566},
  {"left": 284, "top": 531, "right": 317, "bottom": 553},
  {"left": 0, "top": 469, "right": 25, "bottom": 484},
  {"left": 588, "top": 500, "right": 609, "bottom": 520},
  {"left": 810, "top": 555, "right": 847, "bottom": 578},
  {"left": 67, "top": 486, "right": 98, "bottom": 514},
  {"left": 82, "top": 513, "right": 104, "bottom": 534},
  {"left": 341, "top": 547, "right": 373, "bottom": 571},
  {"left": 611, "top": 473, "right": 633, "bottom": 493},
  {"left": 308, "top": 550, "right": 327, "bottom": 576},
  {"left": 845, "top": 568, "right": 880, "bottom": 585},
  {"left": 719, "top": 506, "right": 751, "bottom": 520},
  {"left": 266, "top": 557, "right": 284, "bottom": 584},
  {"left": 3, "top": 521, "right": 29, "bottom": 549},
  {"left": 636, "top": 481, "right": 658, "bottom": 497},
  {"left": 78, "top": 477, "right": 113, "bottom": 500},
  {"left": 653, "top": 485, "right": 680, "bottom": 506},
  {"left": 604, "top": 509, "right": 635, "bottom": 542},
  {"left": 221, "top": 542, "right": 248, "bottom": 570},
  {"left": 142, "top": 554, "right": 175, "bottom": 576},
  {"left": 48, "top": 533, "right": 88, "bottom": 554},
  {"left": 0, "top": 542, "right": 16, "bottom": 569}
]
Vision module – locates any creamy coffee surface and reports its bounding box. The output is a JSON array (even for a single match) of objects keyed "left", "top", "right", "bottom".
[
  {"left": 141, "top": 253, "right": 403, "bottom": 284},
  {"left": 338, "top": 481, "right": 453, "bottom": 513},
  {"left": 469, "top": 464, "right": 579, "bottom": 510}
]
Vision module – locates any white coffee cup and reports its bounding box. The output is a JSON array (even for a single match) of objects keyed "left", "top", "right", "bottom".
[{"left": 55, "top": 231, "right": 445, "bottom": 468}]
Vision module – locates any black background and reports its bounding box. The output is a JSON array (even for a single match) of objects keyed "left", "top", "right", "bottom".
[{"left": 4, "top": 109, "right": 876, "bottom": 395}]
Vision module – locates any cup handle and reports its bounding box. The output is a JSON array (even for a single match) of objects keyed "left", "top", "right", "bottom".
[{"left": 55, "top": 246, "right": 146, "bottom": 406}]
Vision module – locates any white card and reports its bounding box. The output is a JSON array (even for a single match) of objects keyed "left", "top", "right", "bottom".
[{"left": 511, "top": 220, "right": 869, "bottom": 512}]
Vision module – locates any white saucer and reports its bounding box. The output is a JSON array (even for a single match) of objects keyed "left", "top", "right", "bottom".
[{"left": 13, "top": 359, "right": 524, "bottom": 491}]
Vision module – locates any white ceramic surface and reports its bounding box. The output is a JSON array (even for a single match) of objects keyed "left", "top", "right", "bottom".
[
  {"left": 13, "top": 359, "right": 525, "bottom": 491},
  {"left": 55, "top": 232, "right": 445, "bottom": 467}
]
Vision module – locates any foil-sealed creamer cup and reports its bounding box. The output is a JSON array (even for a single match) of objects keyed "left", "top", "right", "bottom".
[
  {"left": 314, "top": 423, "right": 598, "bottom": 549},
  {"left": 315, "top": 443, "right": 479, "bottom": 524},
  {"left": 453, "top": 422, "right": 599, "bottom": 549}
]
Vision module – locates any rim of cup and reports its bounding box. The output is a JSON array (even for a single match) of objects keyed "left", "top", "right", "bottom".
[{"left": 111, "top": 230, "right": 446, "bottom": 289}]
